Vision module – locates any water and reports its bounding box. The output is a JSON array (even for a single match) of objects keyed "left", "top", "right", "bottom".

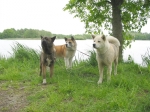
[{"left": 0, "top": 39, "right": 150, "bottom": 65}]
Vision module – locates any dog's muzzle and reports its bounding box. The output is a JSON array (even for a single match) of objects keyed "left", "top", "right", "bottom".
[
  {"left": 66, "top": 44, "right": 71, "bottom": 48},
  {"left": 42, "top": 40, "right": 47, "bottom": 46},
  {"left": 66, "top": 44, "right": 68, "bottom": 47},
  {"left": 93, "top": 44, "right": 96, "bottom": 48}
]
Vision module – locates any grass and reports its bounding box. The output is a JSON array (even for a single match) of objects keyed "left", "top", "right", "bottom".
[{"left": 0, "top": 43, "right": 150, "bottom": 112}]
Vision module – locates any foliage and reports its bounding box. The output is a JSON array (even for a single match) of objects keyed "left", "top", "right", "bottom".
[
  {"left": 0, "top": 28, "right": 17, "bottom": 39},
  {"left": 122, "top": 0, "right": 150, "bottom": 32},
  {"left": 64, "top": 0, "right": 150, "bottom": 35},
  {"left": 131, "top": 32, "right": 150, "bottom": 40},
  {"left": 0, "top": 28, "right": 52, "bottom": 39}
]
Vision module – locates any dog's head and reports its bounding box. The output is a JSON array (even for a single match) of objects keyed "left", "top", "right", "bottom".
[
  {"left": 92, "top": 35, "right": 106, "bottom": 49},
  {"left": 64, "top": 36, "right": 77, "bottom": 49},
  {"left": 41, "top": 36, "right": 56, "bottom": 54}
]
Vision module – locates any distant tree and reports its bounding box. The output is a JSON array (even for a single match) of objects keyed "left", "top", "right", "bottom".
[
  {"left": 131, "top": 32, "right": 150, "bottom": 40},
  {"left": 16, "top": 29, "right": 27, "bottom": 38},
  {"left": 64, "top": 0, "right": 150, "bottom": 60},
  {"left": 0, "top": 33, "right": 2, "bottom": 39},
  {"left": 24, "top": 29, "right": 38, "bottom": 38},
  {"left": 1, "top": 28, "right": 16, "bottom": 38},
  {"left": 0, "top": 28, "right": 53, "bottom": 39},
  {"left": 53, "top": 34, "right": 70, "bottom": 39},
  {"left": 39, "top": 30, "right": 52, "bottom": 37}
]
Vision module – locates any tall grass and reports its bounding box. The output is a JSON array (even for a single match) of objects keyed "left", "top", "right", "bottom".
[
  {"left": 86, "top": 50, "right": 97, "bottom": 66},
  {"left": 11, "top": 42, "right": 39, "bottom": 61},
  {"left": 142, "top": 48, "right": 150, "bottom": 67}
]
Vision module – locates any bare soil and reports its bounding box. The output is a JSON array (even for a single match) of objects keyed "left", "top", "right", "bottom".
[{"left": 0, "top": 86, "right": 28, "bottom": 112}]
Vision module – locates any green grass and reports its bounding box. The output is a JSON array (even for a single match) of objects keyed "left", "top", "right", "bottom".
[{"left": 0, "top": 43, "right": 150, "bottom": 112}]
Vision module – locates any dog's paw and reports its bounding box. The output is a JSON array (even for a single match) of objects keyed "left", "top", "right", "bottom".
[
  {"left": 97, "top": 80, "right": 102, "bottom": 84},
  {"left": 42, "top": 79, "right": 47, "bottom": 85}
]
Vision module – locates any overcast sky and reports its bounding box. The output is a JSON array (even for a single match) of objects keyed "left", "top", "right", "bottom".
[{"left": 0, "top": 0, "right": 150, "bottom": 35}]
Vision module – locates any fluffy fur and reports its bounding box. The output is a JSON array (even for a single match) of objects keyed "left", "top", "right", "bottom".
[
  {"left": 54, "top": 36, "right": 77, "bottom": 68},
  {"left": 92, "top": 35, "right": 120, "bottom": 84}
]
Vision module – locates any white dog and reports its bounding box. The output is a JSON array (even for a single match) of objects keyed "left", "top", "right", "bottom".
[{"left": 92, "top": 35, "right": 120, "bottom": 84}]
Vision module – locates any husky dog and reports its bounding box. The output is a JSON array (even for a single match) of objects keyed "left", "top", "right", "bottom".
[
  {"left": 54, "top": 36, "right": 77, "bottom": 68},
  {"left": 92, "top": 35, "right": 120, "bottom": 84},
  {"left": 40, "top": 36, "right": 56, "bottom": 84}
]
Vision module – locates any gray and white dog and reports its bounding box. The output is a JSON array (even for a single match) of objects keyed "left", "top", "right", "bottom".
[{"left": 40, "top": 36, "right": 56, "bottom": 84}]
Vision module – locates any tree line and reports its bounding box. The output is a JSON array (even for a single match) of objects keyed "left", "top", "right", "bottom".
[
  {"left": 0, "top": 28, "right": 91, "bottom": 40},
  {"left": 130, "top": 32, "right": 150, "bottom": 40},
  {"left": 0, "top": 28, "right": 150, "bottom": 40}
]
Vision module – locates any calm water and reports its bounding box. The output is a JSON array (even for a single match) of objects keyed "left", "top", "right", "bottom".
[{"left": 0, "top": 39, "right": 150, "bottom": 65}]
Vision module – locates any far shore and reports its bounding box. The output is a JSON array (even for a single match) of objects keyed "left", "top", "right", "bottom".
[
  {"left": 1, "top": 38, "right": 41, "bottom": 40},
  {"left": 0, "top": 38, "right": 86, "bottom": 40}
]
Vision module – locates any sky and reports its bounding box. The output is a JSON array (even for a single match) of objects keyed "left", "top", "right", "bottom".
[{"left": 0, "top": 0, "right": 150, "bottom": 35}]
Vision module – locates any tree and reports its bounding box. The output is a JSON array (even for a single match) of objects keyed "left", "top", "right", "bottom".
[
  {"left": 64, "top": 0, "right": 150, "bottom": 60},
  {"left": 24, "top": 29, "right": 38, "bottom": 38},
  {"left": 1, "top": 28, "right": 16, "bottom": 38}
]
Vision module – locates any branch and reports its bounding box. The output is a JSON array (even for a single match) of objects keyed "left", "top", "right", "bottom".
[{"left": 106, "top": 0, "right": 112, "bottom": 4}]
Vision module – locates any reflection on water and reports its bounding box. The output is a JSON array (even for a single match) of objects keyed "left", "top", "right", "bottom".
[{"left": 0, "top": 39, "right": 150, "bottom": 66}]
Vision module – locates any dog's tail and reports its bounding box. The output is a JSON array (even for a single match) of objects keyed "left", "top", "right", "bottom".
[{"left": 107, "top": 36, "right": 120, "bottom": 47}]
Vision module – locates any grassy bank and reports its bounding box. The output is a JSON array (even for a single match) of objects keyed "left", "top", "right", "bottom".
[{"left": 0, "top": 44, "right": 150, "bottom": 112}]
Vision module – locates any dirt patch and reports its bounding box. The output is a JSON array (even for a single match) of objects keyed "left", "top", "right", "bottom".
[{"left": 0, "top": 87, "right": 28, "bottom": 112}]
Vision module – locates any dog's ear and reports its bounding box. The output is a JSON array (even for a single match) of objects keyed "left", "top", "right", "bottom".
[
  {"left": 71, "top": 36, "right": 75, "bottom": 41},
  {"left": 51, "top": 36, "right": 56, "bottom": 42},
  {"left": 41, "top": 36, "right": 43, "bottom": 39},
  {"left": 102, "top": 35, "right": 106, "bottom": 41},
  {"left": 92, "top": 35, "right": 95, "bottom": 39},
  {"left": 64, "top": 37, "right": 67, "bottom": 41}
]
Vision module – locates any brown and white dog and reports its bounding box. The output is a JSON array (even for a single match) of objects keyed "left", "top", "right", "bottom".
[
  {"left": 54, "top": 36, "right": 77, "bottom": 69},
  {"left": 92, "top": 35, "right": 120, "bottom": 84},
  {"left": 40, "top": 36, "right": 56, "bottom": 84}
]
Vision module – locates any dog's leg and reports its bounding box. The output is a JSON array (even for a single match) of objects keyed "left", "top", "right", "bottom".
[
  {"left": 49, "top": 64, "right": 54, "bottom": 78},
  {"left": 42, "top": 64, "right": 47, "bottom": 84},
  {"left": 97, "top": 63, "right": 104, "bottom": 84},
  {"left": 65, "top": 58, "right": 69, "bottom": 69},
  {"left": 39, "top": 56, "right": 42, "bottom": 76},
  {"left": 40, "top": 62, "right": 42, "bottom": 76},
  {"left": 64, "top": 58, "right": 67, "bottom": 67},
  {"left": 69, "top": 57, "right": 73, "bottom": 68},
  {"left": 114, "top": 58, "right": 118, "bottom": 75},
  {"left": 107, "top": 63, "right": 112, "bottom": 82}
]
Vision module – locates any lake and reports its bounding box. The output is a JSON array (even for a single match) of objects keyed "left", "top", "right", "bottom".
[{"left": 0, "top": 39, "right": 150, "bottom": 66}]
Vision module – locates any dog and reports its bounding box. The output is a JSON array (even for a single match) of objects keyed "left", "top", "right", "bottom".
[
  {"left": 54, "top": 36, "right": 77, "bottom": 69},
  {"left": 92, "top": 35, "right": 120, "bottom": 84},
  {"left": 40, "top": 36, "right": 56, "bottom": 84}
]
